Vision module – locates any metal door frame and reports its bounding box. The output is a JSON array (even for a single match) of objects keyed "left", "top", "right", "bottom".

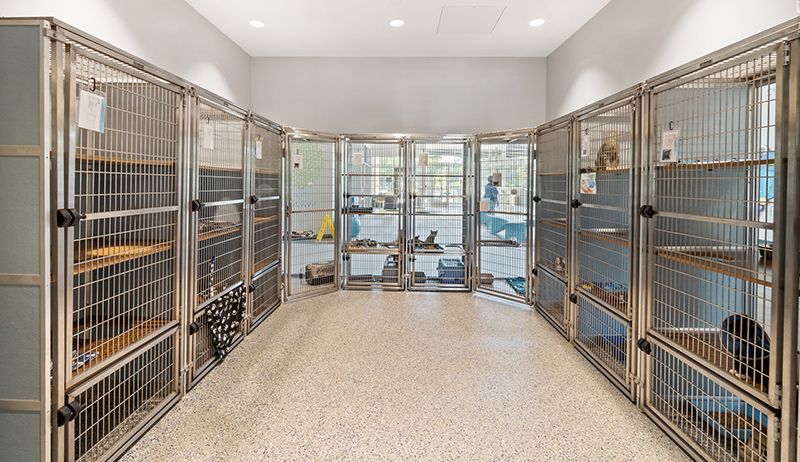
[
  {"left": 407, "top": 136, "right": 473, "bottom": 292},
  {"left": 533, "top": 118, "right": 572, "bottom": 331},
  {"left": 474, "top": 129, "right": 534, "bottom": 304},
  {"left": 246, "top": 114, "right": 283, "bottom": 332},
  {"left": 341, "top": 135, "right": 406, "bottom": 291},
  {"left": 284, "top": 130, "right": 341, "bottom": 300}
]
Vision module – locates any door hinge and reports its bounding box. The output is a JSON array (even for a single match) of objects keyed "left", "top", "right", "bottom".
[
  {"left": 784, "top": 41, "right": 791, "bottom": 66},
  {"left": 56, "top": 400, "right": 82, "bottom": 427},
  {"left": 56, "top": 208, "right": 85, "bottom": 228}
]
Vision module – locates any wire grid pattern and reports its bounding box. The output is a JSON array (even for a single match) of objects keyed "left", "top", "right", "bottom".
[
  {"left": 576, "top": 296, "right": 629, "bottom": 383},
  {"left": 575, "top": 104, "right": 632, "bottom": 317},
  {"left": 289, "top": 211, "right": 336, "bottom": 295},
  {"left": 346, "top": 253, "right": 401, "bottom": 285},
  {"left": 537, "top": 268, "right": 567, "bottom": 330},
  {"left": 72, "top": 212, "right": 176, "bottom": 375},
  {"left": 73, "top": 53, "right": 179, "bottom": 213},
  {"left": 536, "top": 128, "right": 570, "bottom": 281},
  {"left": 253, "top": 198, "right": 280, "bottom": 273},
  {"left": 410, "top": 254, "right": 467, "bottom": 288},
  {"left": 197, "top": 103, "right": 244, "bottom": 204},
  {"left": 650, "top": 342, "right": 770, "bottom": 462},
  {"left": 192, "top": 309, "right": 243, "bottom": 376},
  {"left": 477, "top": 139, "right": 529, "bottom": 298},
  {"left": 251, "top": 265, "right": 281, "bottom": 324},
  {"left": 650, "top": 49, "right": 778, "bottom": 397},
  {"left": 347, "top": 141, "right": 403, "bottom": 176},
  {"left": 410, "top": 141, "right": 467, "bottom": 252},
  {"left": 197, "top": 204, "right": 243, "bottom": 303},
  {"left": 252, "top": 126, "right": 281, "bottom": 198},
  {"left": 72, "top": 333, "right": 175, "bottom": 462}
]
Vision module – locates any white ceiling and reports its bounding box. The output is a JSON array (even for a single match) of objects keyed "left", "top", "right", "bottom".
[{"left": 184, "top": 0, "right": 612, "bottom": 57}]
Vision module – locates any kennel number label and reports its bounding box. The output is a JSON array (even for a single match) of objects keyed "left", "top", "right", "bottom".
[
  {"left": 255, "top": 139, "right": 263, "bottom": 159},
  {"left": 78, "top": 89, "right": 107, "bottom": 133},
  {"left": 660, "top": 130, "right": 680, "bottom": 163}
]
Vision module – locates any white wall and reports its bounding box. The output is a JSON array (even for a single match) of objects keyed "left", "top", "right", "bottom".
[
  {"left": 251, "top": 57, "right": 547, "bottom": 134},
  {"left": 546, "top": 0, "right": 799, "bottom": 120},
  {"left": 0, "top": 0, "right": 251, "bottom": 107}
]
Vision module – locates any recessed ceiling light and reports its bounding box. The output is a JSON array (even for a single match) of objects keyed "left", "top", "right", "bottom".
[
  {"left": 529, "top": 18, "right": 545, "bottom": 27},
  {"left": 389, "top": 19, "right": 405, "bottom": 28},
  {"left": 249, "top": 20, "right": 265, "bottom": 28}
]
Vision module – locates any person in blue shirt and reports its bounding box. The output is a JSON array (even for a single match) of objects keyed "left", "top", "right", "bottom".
[{"left": 484, "top": 176, "right": 499, "bottom": 211}]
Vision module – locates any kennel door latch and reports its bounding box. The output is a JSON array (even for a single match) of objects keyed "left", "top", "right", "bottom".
[
  {"left": 636, "top": 338, "right": 652, "bottom": 355},
  {"left": 56, "top": 399, "right": 82, "bottom": 427}
]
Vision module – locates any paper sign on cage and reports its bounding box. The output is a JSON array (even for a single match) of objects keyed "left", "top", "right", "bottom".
[
  {"left": 255, "top": 138, "right": 263, "bottom": 160},
  {"left": 352, "top": 151, "right": 364, "bottom": 166},
  {"left": 479, "top": 199, "right": 489, "bottom": 211},
  {"left": 491, "top": 172, "right": 502, "bottom": 186},
  {"left": 418, "top": 152, "right": 429, "bottom": 167},
  {"left": 660, "top": 130, "right": 680, "bottom": 163},
  {"left": 580, "top": 172, "right": 597, "bottom": 195},
  {"left": 202, "top": 120, "right": 215, "bottom": 150},
  {"left": 292, "top": 153, "right": 303, "bottom": 169},
  {"left": 581, "top": 133, "right": 591, "bottom": 158},
  {"left": 78, "top": 89, "right": 106, "bottom": 133}
]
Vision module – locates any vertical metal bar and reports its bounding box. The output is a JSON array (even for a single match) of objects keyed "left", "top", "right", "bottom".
[{"left": 780, "top": 37, "right": 800, "bottom": 462}]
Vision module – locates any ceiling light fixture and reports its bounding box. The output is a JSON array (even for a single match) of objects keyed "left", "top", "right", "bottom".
[
  {"left": 249, "top": 20, "right": 265, "bottom": 28},
  {"left": 529, "top": 18, "right": 545, "bottom": 27},
  {"left": 389, "top": 19, "right": 405, "bottom": 28}
]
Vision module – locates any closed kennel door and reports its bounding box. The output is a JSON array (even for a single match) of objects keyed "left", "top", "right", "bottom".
[{"left": 285, "top": 134, "right": 340, "bottom": 299}]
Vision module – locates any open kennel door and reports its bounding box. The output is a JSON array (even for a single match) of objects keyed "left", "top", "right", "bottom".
[{"left": 285, "top": 132, "right": 340, "bottom": 299}]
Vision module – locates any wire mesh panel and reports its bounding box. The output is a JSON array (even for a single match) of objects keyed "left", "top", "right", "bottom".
[
  {"left": 250, "top": 123, "right": 282, "bottom": 275},
  {"left": 575, "top": 102, "right": 635, "bottom": 319},
  {"left": 344, "top": 253, "right": 403, "bottom": 288},
  {"left": 647, "top": 45, "right": 783, "bottom": 406},
  {"left": 476, "top": 136, "right": 531, "bottom": 300},
  {"left": 343, "top": 140, "right": 404, "bottom": 289},
  {"left": 538, "top": 264, "right": 568, "bottom": 335},
  {"left": 287, "top": 137, "right": 338, "bottom": 297},
  {"left": 535, "top": 125, "right": 570, "bottom": 281},
  {"left": 68, "top": 331, "right": 178, "bottom": 462},
  {"left": 194, "top": 100, "right": 245, "bottom": 306},
  {"left": 576, "top": 295, "right": 631, "bottom": 390},
  {"left": 409, "top": 139, "right": 470, "bottom": 290},
  {"left": 68, "top": 47, "right": 181, "bottom": 383},
  {"left": 648, "top": 340, "right": 776, "bottom": 462},
  {"left": 250, "top": 264, "right": 281, "bottom": 331}
]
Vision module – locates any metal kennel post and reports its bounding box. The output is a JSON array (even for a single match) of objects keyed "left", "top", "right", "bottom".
[
  {"left": 571, "top": 88, "right": 641, "bottom": 399},
  {"left": 639, "top": 23, "right": 800, "bottom": 462},
  {"left": 474, "top": 130, "right": 534, "bottom": 303},
  {"left": 187, "top": 90, "right": 248, "bottom": 388},
  {"left": 534, "top": 119, "right": 572, "bottom": 334},
  {"left": 285, "top": 131, "right": 340, "bottom": 299},
  {"left": 246, "top": 114, "right": 283, "bottom": 332},
  {"left": 342, "top": 136, "right": 406, "bottom": 290},
  {"left": 407, "top": 136, "right": 473, "bottom": 291}
]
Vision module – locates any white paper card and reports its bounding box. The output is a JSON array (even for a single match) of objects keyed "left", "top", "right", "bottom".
[
  {"left": 581, "top": 133, "right": 591, "bottom": 157},
  {"left": 492, "top": 172, "right": 502, "bottom": 187},
  {"left": 352, "top": 151, "right": 364, "bottom": 166},
  {"left": 202, "top": 121, "right": 215, "bottom": 150},
  {"left": 78, "top": 89, "right": 106, "bottom": 133},
  {"left": 479, "top": 199, "right": 489, "bottom": 212},
  {"left": 292, "top": 153, "right": 303, "bottom": 169},
  {"left": 255, "top": 139, "right": 263, "bottom": 159},
  {"left": 418, "top": 152, "right": 429, "bottom": 167},
  {"left": 580, "top": 172, "right": 597, "bottom": 195},
  {"left": 660, "top": 130, "right": 680, "bottom": 163}
]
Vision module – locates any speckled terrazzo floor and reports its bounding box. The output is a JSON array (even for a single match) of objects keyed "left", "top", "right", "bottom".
[{"left": 122, "top": 291, "right": 687, "bottom": 462}]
